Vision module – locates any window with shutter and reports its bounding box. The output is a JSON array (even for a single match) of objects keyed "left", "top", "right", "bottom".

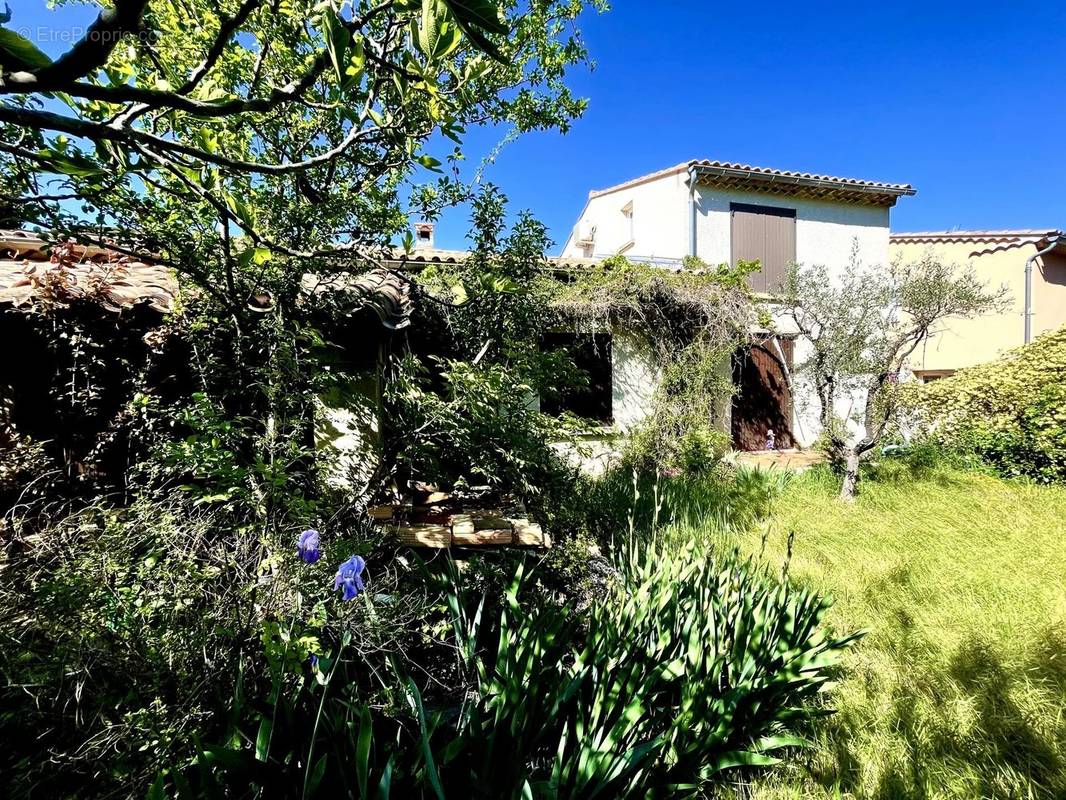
[{"left": 730, "top": 203, "right": 797, "bottom": 293}]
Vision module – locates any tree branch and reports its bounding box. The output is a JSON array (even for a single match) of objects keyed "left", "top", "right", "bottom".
[{"left": 4, "top": 0, "right": 150, "bottom": 87}]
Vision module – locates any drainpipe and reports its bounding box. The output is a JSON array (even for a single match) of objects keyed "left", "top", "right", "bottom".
[
  {"left": 687, "top": 164, "right": 698, "bottom": 258},
  {"left": 1024, "top": 234, "right": 1062, "bottom": 344}
]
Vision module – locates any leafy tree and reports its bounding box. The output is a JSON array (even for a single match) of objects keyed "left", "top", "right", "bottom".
[
  {"left": 0, "top": 0, "right": 601, "bottom": 312},
  {"left": 780, "top": 252, "right": 1006, "bottom": 500},
  {"left": 382, "top": 185, "right": 579, "bottom": 497},
  {"left": 0, "top": 0, "right": 603, "bottom": 507}
]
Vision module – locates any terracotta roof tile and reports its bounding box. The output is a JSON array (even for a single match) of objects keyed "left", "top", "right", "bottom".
[
  {"left": 588, "top": 159, "right": 915, "bottom": 207},
  {"left": 301, "top": 269, "right": 414, "bottom": 329},
  {"left": 0, "top": 230, "right": 177, "bottom": 313},
  {"left": 890, "top": 229, "right": 1062, "bottom": 244}
]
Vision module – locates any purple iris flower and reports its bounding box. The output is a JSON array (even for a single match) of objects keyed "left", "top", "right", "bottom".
[
  {"left": 297, "top": 529, "right": 321, "bottom": 563},
  {"left": 334, "top": 555, "right": 366, "bottom": 601}
]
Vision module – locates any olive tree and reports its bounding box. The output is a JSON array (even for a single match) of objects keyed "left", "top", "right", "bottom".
[{"left": 780, "top": 252, "right": 1007, "bottom": 500}]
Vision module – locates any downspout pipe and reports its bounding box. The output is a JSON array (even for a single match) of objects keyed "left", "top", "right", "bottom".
[
  {"left": 1025, "top": 234, "right": 1062, "bottom": 344},
  {"left": 687, "top": 164, "right": 698, "bottom": 258}
]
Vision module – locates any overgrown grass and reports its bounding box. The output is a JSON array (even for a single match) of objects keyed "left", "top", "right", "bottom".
[{"left": 715, "top": 463, "right": 1066, "bottom": 799}]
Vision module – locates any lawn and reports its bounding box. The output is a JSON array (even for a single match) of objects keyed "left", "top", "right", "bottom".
[{"left": 722, "top": 464, "right": 1066, "bottom": 799}]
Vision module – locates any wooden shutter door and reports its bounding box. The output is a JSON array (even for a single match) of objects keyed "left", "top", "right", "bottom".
[{"left": 731, "top": 203, "right": 797, "bottom": 293}]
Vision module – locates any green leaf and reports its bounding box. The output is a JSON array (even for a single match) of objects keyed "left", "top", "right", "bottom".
[
  {"left": 443, "top": 0, "right": 507, "bottom": 60},
  {"left": 415, "top": 0, "right": 441, "bottom": 59},
  {"left": 307, "top": 754, "right": 328, "bottom": 795},
  {"left": 344, "top": 37, "right": 365, "bottom": 88},
  {"left": 320, "top": 8, "right": 351, "bottom": 86},
  {"left": 196, "top": 127, "right": 218, "bottom": 155},
  {"left": 254, "top": 717, "right": 272, "bottom": 761},
  {"left": 0, "top": 28, "right": 53, "bottom": 70},
  {"left": 37, "top": 149, "right": 107, "bottom": 179},
  {"left": 375, "top": 755, "right": 394, "bottom": 799},
  {"left": 146, "top": 775, "right": 166, "bottom": 800},
  {"left": 415, "top": 154, "right": 442, "bottom": 172},
  {"left": 406, "top": 679, "right": 445, "bottom": 800},
  {"left": 444, "top": 0, "right": 508, "bottom": 34},
  {"left": 356, "top": 706, "right": 372, "bottom": 798},
  {"left": 226, "top": 193, "right": 257, "bottom": 229},
  {"left": 434, "top": 22, "right": 462, "bottom": 60}
]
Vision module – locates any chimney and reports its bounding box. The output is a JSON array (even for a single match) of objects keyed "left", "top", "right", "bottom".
[{"left": 413, "top": 221, "right": 435, "bottom": 251}]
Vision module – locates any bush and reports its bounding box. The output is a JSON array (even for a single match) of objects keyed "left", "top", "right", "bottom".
[
  {"left": 165, "top": 539, "right": 857, "bottom": 798},
  {"left": 905, "top": 326, "right": 1066, "bottom": 483},
  {"left": 0, "top": 497, "right": 263, "bottom": 794}
]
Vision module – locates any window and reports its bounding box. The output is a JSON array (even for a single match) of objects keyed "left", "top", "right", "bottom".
[
  {"left": 730, "top": 203, "right": 796, "bottom": 294},
  {"left": 621, "top": 200, "right": 634, "bottom": 244},
  {"left": 540, "top": 332, "right": 612, "bottom": 423},
  {"left": 414, "top": 222, "right": 434, "bottom": 248},
  {"left": 915, "top": 370, "right": 955, "bottom": 383}
]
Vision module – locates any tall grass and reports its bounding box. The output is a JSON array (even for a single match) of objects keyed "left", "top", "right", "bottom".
[
  {"left": 717, "top": 463, "right": 1066, "bottom": 799},
  {"left": 573, "top": 463, "right": 793, "bottom": 546}
]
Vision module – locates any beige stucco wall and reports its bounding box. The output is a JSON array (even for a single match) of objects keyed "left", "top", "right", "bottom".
[{"left": 890, "top": 240, "right": 1066, "bottom": 372}]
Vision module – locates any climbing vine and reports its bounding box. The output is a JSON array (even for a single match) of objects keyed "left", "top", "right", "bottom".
[{"left": 551, "top": 256, "right": 759, "bottom": 473}]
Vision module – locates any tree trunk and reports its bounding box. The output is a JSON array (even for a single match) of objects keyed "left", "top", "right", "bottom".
[{"left": 839, "top": 449, "right": 861, "bottom": 501}]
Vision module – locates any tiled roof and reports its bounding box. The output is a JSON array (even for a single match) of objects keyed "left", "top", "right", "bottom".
[
  {"left": 890, "top": 229, "right": 1063, "bottom": 244},
  {"left": 0, "top": 229, "right": 177, "bottom": 313},
  {"left": 385, "top": 249, "right": 601, "bottom": 270},
  {"left": 588, "top": 159, "right": 915, "bottom": 207},
  {"left": 301, "top": 269, "right": 414, "bottom": 330}
]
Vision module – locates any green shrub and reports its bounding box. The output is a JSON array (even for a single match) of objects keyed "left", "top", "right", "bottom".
[
  {"left": 0, "top": 497, "right": 263, "bottom": 795},
  {"left": 170, "top": 539, "right": 857, "bottom": 798},
  {"left": 906, "top": 326, "right": 1066, "bottom": 483}
]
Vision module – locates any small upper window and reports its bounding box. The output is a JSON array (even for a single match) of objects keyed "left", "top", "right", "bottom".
[{"left": 621, "top": 200, "right": 634, "bottom": 242}]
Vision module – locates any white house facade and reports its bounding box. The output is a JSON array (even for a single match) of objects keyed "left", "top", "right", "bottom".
[{"left": 561, "top": 159, "right": 915, "bottom": 452}]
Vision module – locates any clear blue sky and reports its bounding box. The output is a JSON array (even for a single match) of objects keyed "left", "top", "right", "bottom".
[{"left": 11, "top": 1, "right": 1066, "bottom": 252}]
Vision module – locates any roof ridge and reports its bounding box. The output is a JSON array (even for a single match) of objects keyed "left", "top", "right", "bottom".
[{"left": 891, "top": 229, "right": 1062, "bottom": 241}]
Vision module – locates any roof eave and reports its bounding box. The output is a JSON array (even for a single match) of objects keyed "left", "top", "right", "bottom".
[{"left": 691, "top": 164, "right": 915, "bottom": 206}]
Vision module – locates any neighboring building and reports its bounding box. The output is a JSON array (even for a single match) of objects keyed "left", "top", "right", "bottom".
[
  {"left": 560, "top": 160, "right": 915, "bottom": 451},
  {"left": 890, "top": 230, "right": 1066, "bottom": 381}
]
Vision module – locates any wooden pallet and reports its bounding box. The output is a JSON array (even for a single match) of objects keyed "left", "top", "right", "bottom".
[{"left": 371, "top": 504, "right": 549, "bottom": 549}]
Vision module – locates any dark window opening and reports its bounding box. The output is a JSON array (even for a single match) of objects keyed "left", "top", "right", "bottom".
[
  {"left": 540, "top": 332, "right": 612, "bottom": 423},
  {"left": 730, "top": 202, "right": 797, "bottom": 294}
]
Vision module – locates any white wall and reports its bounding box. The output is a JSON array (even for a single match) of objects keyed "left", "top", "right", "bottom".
[
  {"left": 561, "top": 171, "right": 689, "bottom": 260},
  {"left": 561, "top": 170, "right": 897, "bottom": 452},
  {"left": 612, "top": 331, "right": 661, "bottom": 431},
  {"left": 694, "top": 186, "right": 890, "bottom": 276},
  {"left": 315, "top": 371, "right": 381, "bottom": 494},
  {"left": 562, "top": 172, "right": 892, "bottom": 278}
]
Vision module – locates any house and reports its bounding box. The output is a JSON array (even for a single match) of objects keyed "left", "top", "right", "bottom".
[
  {"left": 559, "top": 160, "right": 915, "bottom": 451},
  {"left": 890, "top": 230, "right": 1066, "bottom": 381}
]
